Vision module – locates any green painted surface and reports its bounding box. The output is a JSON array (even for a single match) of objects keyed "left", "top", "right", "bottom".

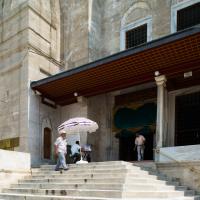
[{"left": 114, "top": 102, "right": 156, "bottom": 138}]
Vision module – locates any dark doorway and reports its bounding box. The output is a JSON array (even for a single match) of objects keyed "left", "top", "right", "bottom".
[
  {"left": 43, "top": 127, "right": 51, "bottom": 159},
  {"left": 118, "top": 128, "right": 154, "bottom": 161},
  {"left": 175, "top": 91, "right": 200, "bottom": 146},
  {"left": 143, "top": 130, "right": 154, "bottom": 160},
  {"left": 119, "top": 136, "right": 136, "bottom": 161}
]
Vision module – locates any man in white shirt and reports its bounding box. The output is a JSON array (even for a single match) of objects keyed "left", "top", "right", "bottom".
[
  {"left": 135, "top": 133, "right": 146, "bottom": 161},
  {"left": 54, "top": 130, "right": 68, "bottom": 171},
  {"left": 71, "top": 141, "right": 81, "bottom": 163}
]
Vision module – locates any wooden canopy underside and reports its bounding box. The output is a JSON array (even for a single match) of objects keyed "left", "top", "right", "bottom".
[{"left": 31, "top": 27, "right": 200, "bottom": 106}]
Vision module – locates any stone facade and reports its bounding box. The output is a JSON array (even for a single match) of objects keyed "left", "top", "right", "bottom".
[
  {"left": 157, "top": 161, "right": 200, "bottom": 193},
  {"left": 0, "top": 149, "right": 30, "bottom": 171},
  {"left": 0, "top": 0, "right": 61, "bottom": 165},
  {"left": 0, "top": 0, "right": 199, "bottom": 166}
]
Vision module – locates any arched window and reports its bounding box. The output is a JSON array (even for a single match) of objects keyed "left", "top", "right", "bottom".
[{"left": 43, "top": 127, "right": 52, "bottom": 159}]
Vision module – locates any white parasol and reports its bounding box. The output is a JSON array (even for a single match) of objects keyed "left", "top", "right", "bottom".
[
  {"left": 58, "top": 117, "right": 98, "bottom": 164},
  {"left": 58, "top": 117, "right": 98, "bottom": 134}
]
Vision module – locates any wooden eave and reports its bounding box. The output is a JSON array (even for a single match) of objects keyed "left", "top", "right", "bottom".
[{"left": 31, "top": 26, "right": 200, "bottom": 106}]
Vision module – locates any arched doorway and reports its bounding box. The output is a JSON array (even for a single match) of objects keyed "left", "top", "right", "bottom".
[{"left": 43, "top": 127, "right": 52, "bottom": 159}]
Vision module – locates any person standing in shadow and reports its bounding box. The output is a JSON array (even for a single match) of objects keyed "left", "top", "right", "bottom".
[{"left": 135, "top": 133, "right": 146, "bottom": 161}]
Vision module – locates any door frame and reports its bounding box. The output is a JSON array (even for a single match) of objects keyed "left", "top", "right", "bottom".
[
  {"left": 41, "top": 118, "right": 52, "bottom": 161},
  {"left": 43, "top": 127, "right": 52, "bottom": 159},
  {"left": 168, "top": 85, "right": 200, "bottom": 147}
]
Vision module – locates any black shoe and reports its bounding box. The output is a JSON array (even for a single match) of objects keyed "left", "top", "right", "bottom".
[{"left": 63, "top": 168, "right": 69, "bottom": 171}]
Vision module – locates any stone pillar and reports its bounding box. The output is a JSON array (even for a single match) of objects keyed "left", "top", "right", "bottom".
[
  {"left": 155, "top": 75, "right": 167, "bottom": 156},
  {"left": 77, "top": 96, "right": 88, "bottom": 145},
  {"left": 77, "top": 96, "right": 88, "bottom": 117}
]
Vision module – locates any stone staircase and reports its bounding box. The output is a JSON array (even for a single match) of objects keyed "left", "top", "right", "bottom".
[
  {"left": 0, "top": 161, "right": 199, "bottom": 200},
  {"left": 0, "top": 171, "right": 29, "bottom": 193}
]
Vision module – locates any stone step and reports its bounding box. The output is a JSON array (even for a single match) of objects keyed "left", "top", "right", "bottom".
[
  {"left": 38, "top": 164, "right": 137, "bottom": 170},
  {"left": 148, "top": 171, "right": 181, "bottom": 182},
  {"left": 124, "top": 191, "right": 186, "bottom": 198},
  {"left": 10, "top": 174, "right": 179, "bottom": 186},
  {"left": 32, "top": 169, "right": 142, "bottom": 175},
  {"left": 29, "top": 171, "right": 179, "bottom": 184},
  {"left": 2, "top": 188, "right": 186, "bottom": 198},
  {"left": 18, "top": 177, "right": 180, "bottom": 186},
  {"left": 28, "top": 172, "right": 151, "bottom": 178},
  {"left": 29, "top": 170, "right": 152, "bottom": 176},
  {"left": 2, "top": 188, "right": 121, "bottom": 198},
  {"left": 175, "top": 186, "right": 196, "bottom": 196},
  {"left": 0, "top": 193, "right": 198, "bottom": 200},
  {"left": 144, "top": 171, "right": 182, "bottom": 183},
  {"left": 27, "top": 173, "right": 158, "bottom": 180},
  {"left": 176, "top": 186, "right": 188, "bottom": 191},
  {"left": 32, "top": 168, "right": 177, "bottom": 181},
  {"left": 20, "top": 175, "right": 168, "bottom": 182},
  {"left": 24, "top": 176, "right": 168, "bottom": 183},
  {"left": 40, "top": 161, "right": 131, "bottom": 168},
  {"left": 24, "top": 172, "right": 180, "bottom": 183},
  {"left": 9, "top": 183, "right": 176, "bottom": 191},
  {"left": 1, "top": 161, "right": 198, "bottom": 200},
  {"left": 185, "top": 190, "right": 196, "bottom": 196},
  {"left": 31, "top": 167, "right": 141, "bottom": 173},
  {"left": 39, "top": 164, "right": 136, "bottom": 170}
]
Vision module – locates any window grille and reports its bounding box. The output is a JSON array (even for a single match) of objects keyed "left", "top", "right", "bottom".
[
  {"left": 125, "top": 24, "right": 147, "bottom": 49},
  {"left": 177, "top": 2, "right": 200, "bottom": 31}
]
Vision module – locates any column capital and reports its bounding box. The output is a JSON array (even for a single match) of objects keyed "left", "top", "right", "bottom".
[
  {"left": 77, "top": 96, "right": 87, "bottom": 106},
  {"left": 155, "top": 75, "right": 167, "bottom": 86}
]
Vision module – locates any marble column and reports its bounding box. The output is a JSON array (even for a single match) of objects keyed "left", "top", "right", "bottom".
[
  {"left": 155, "top": 75, "right": 167, "bottom": 151},
  {"left": 77, "top": 96, "right": 88, "bottom": 145},
  {"left": 77, "top": 96, "right": 88, "bottom": 117}
]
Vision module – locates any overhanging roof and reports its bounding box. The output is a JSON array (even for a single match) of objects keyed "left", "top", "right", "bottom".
[{"left": 31, "top": 26, "right": 200, "bottom": 106}]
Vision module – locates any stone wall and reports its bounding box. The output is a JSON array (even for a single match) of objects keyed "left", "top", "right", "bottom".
[
  {"left": 28, "top": 0, "right": 60, "bottom": 61},
  {"left": 59, "top": 0, "right": 172, "bottom": 65},
  {"left": 0, "top": 149, "right": 30, "bottom": 191},
  {"left": 88, "top": 0, "right": 104, "bottom": 62},
  {"left": 0, "top": 149, "right": 30, "bottom": 171},
  {"left": 28, "top": 91, "right": 61, "bottom": 166},
  {"left": 157, "top": 145, "right": 200, "bottom": 162},
  {"left": 0, "top": 0, "right": 62, "bottom": 165},
  {"left": 60, "top": 0, "right": 89, "bottom": 69},
  {"left": 0, "top": 0, "right": 198, "bottom": 165},
  {"left": 0, "top": 1, "right": 29, "bottom": 151},
  {"left": 157, "top": 161, "right": 200, "bottom": 193},
  {"left": 87, "top": 93, "right": 117, "bottom": 162},
  {"left": 27, "top": 0, "right": 61, "bottom": 165},
  {"left": 58, "top": 0, "right": 191, "bottom": 67},
  {"left": 98, "top": 0, "right": 171, "bottom": 58}
]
